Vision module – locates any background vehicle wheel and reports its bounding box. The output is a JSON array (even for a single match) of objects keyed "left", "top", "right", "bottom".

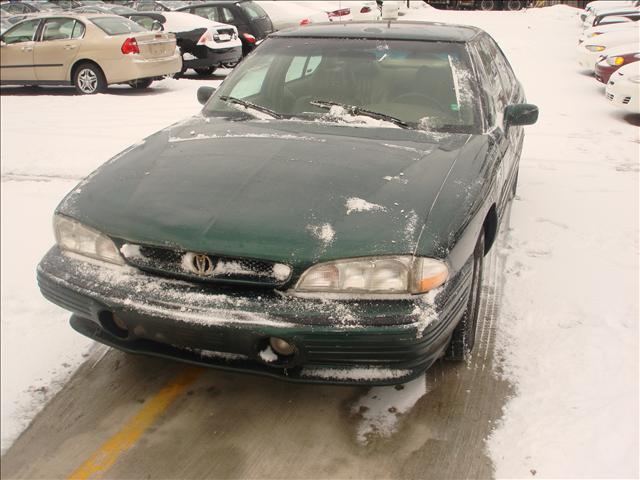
[
  {"left": 128, "top": 78, "right": 153, "bottom": 89},
  {"left": 73, "top": 63, "right": 105, "bottom": 95},
  {"left": 222, "top": 61, "right": 239, "bottom": 69},
  {"left": 478, "top": 0, "right": 496, "bottom": 10},
  {"left": 194, "top": 67, "right": 216, "bottom": 76},
  {"left": 445, "top": 231, "right": 485, "bottom": 361},
  {"left": 506, "top": 0, "right": 524, "bottom": 10}
]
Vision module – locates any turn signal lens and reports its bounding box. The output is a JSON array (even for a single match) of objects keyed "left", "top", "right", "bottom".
[
  {"left": 586, "top": 45, "right": 605, "bottom": 52},
  {"left": 121, "top": 37, "right": 139, "bottom": 54}
]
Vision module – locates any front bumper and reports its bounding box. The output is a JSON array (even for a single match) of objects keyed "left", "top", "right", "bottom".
[
  {"left": 37, "top": 247, "right": 471, "bottom": 385},
  {"left": 182, "top": 46, "right": 242, "bottom": 69},
  {"left": 606, "top": 79, "right": 640, "bottom": 114}
]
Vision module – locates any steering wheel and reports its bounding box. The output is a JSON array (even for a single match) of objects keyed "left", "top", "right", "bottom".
[{"left": 392, "top": 92, "right": 450, "bottom": 115}]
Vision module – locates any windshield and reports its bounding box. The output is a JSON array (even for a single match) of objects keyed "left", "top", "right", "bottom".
[
  {"left": 90, "top": 16, "right": 146, "bottom": 34},
  {"left": 205, "top": 37, "right": 481, "bottom": 133}
]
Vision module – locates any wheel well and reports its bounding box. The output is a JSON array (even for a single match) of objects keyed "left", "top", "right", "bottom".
[
  {"left": 70, "top": 59, "right": 104, "bottom": 82},
  {"left": 482, "top": 204, "right": 498, "bottom": 255}
]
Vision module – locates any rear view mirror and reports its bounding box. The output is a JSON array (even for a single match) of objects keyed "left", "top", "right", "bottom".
[
  {"left": 505, "top": 103, "right": 539, "bottom": 127},
  {"left": 197, "top": 86, "right": 216, "bottom": 105}
]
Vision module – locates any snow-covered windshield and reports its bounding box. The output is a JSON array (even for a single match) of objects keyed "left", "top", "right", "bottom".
[{"left": 205, "top": 37, "right": 481, "bottom": 133}]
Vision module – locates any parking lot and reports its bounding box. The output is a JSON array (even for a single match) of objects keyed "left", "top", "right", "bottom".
[{"left": 1, "top": 2, "right": 638, "bottom": 479}]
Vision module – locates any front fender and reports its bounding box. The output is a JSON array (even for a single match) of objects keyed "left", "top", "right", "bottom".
[{"left": 415, "top": 134, "right": 500, "bottom": 273}]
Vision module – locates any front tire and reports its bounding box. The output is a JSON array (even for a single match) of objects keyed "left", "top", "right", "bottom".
[
  {"left": 445, "top": 231, "right": 485, "bottom": 361},
  {"left": 194, "top": 67, "right": 216, "bottom": 76},
  {"left": 73, "top": 63, "right": 105, "bottom": 95},
  {"left": 128, "top": 78, "right": 153, "bottom": 89}
]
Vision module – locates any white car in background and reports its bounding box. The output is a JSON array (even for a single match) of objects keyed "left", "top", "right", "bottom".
[
  {"left": 580, "top": 0, "right": 637, "bottom": 21},
  {"left": 258, "top": 1, "right": 390, "bottom": 29},
  {"left": 577, "top": 27, "right": 640, "bottom": 71},
  {"left": 581, "top": 4, "right": 640, "bottom": 30},
  {"left": 122, "top": 11, "right": 242, "bottom": 75},
  {"left": 605, "top": 60, "right": 640, "bottom": 113},
  {"left": 579, "top": 19, "right": 637, "bottom": 44}
]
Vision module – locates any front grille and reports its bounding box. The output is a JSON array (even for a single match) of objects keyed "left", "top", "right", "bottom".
[
  {"left": 606, "top": 92, "right": 615, "bottom": 101},
  {"left": 623, "top": 96, "right": 631, "bottom": 104},
  {"left": 121, "top": 243, "right": 291, "bottom": 287}
]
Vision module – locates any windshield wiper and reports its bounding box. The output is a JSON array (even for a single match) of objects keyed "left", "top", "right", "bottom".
[
  {"left": 310, "top": 100, "right": 412, "bottom": 129},
  {"left": 219, "top": 95, "right": 283, "bottom": 119}
]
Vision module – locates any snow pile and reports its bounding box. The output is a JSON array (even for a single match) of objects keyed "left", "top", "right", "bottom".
[
  {"left": 345, "top": 197, "right": 386, "bottom": 215},
  {"left": 300, "top": 367, "right": 412, "bottom": 381},
  {"left": 258, "top": 346, "right": 278, "bottom": 363},
  {"left": 350, "top": 375, "right": 429, "bottom": 444},
  {"left": 306, "top": 223, "right": 336, "bottom": 246}
]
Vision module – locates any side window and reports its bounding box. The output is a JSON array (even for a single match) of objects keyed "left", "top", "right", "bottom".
[
  {"left": 486, "top": 37, "right": 516, "bottom": 101},
  {"left": 474, "top": 37, "right": 507, "bottom": 127},
  {"left": 221, "top": 7, "right": 235, "bottom": 23},
  {"left": 71, "top": 21, "right": 85, "bottom": 39},
  {"left": 41, "top": 18, "right": 76, "bottom": 42},
  {"left": 2, "top": 19, "right": 40, "bottom": 44},
  {"left": 194, "top": 6, "right": 219, "bottom": 22}
]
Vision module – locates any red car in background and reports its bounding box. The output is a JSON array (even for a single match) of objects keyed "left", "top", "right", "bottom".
[{"left": 595, "top": 44, "right": 640, "bottom": 83}]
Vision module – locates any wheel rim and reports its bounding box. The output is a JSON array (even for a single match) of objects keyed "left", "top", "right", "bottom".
[
  {"left": 507, "top": 0, "right": 522, "bottom": 10},
  {"left": 77, "top": 68, "right": 98, "bottom": 93},
  {"left": 479, "top": 0, "right": 494, "bottom": 10}
]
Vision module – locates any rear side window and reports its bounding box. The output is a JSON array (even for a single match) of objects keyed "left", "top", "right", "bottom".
[
  {"left": 239, "top": 2, "right": 267, "bottom": 20},
  {"left": 72, "top": 21, "right": 85, "bottom": 39},
  {"left": 2, "top": 19, "right": 40, "bottom": 44},
  {"left": 194, "top": 6, "right": 219, "bottom": 22},
  {"left": 41, "top": 18, "right": 76, "bottom": 41},
  {"left": 90, "top": 16, "right": 146, "bottom": 35}
]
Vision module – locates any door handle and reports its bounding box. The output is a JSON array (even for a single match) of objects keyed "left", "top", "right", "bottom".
[
  {"left": 64, "top": 45, "right": 77, "bottom": 50},
  {"left": 21, "top": 46, "right": 33, "bottom": 52}
]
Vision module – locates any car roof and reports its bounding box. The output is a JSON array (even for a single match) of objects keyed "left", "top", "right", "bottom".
[
  {"left": 272, "top": 21, "right": 482, "bottom": 43},
  {"left": 4, "top": 11, "right": 124, "bottom": 21}
]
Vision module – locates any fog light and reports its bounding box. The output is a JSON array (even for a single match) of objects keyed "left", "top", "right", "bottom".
[{"left": 269, "top": 337, "right": 295, "bottom": 356}]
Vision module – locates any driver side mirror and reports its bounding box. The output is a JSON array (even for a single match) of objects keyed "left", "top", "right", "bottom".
[
  {"left": 197, "top": 86, "right": 216, "bottom": 105},
  {"left": 505, "top": 103, "right": 539, "bottom": 127}
]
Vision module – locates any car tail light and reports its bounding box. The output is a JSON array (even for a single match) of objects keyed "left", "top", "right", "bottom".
[
  {"left": 360, "top": 6, "right": 372, "bottom": 13},
  {"left": 198, "top": 29, "right": 213, "bottom": 45},
  {"left": 328, "top": 8, "right": 350, "bottom": 18},
  {"left": 299, "top": 18, "right": 311, "bottom": 25},
  {"left": 242, "top": 32, "right": 256, "bottom": 44},
  {"left": 121, "top": 37, "right": 139, "bottom": 54}
]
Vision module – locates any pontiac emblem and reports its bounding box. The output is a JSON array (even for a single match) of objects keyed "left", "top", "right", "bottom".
[{"left": 189, "top": 253, "right": 215, "bottom": 276}]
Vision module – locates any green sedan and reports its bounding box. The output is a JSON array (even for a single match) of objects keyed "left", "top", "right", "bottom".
[{"left": 38, "top": 21, "right": 538, "bottom": 385}]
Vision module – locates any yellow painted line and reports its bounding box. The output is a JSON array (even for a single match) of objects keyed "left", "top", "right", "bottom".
[{"left": 68, "top": 366, "right": 202, "bottom": 480}]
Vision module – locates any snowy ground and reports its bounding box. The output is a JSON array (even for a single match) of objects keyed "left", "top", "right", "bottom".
[{"left": 1, "top": 3, "right": 638, "bottom": 477}]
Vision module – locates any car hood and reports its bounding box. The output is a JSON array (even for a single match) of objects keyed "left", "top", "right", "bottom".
[{"left": 58, "top": 116, "right": 475, "bottom": 269}]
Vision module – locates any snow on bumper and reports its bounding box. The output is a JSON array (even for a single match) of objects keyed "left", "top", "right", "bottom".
[{"left": 37, "top": 247, "right": 471, "bottom": 385}]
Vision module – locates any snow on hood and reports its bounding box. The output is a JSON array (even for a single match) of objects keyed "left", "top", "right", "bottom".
[{"left": 58, "top": 116, "right": 473, "bottom": 267}]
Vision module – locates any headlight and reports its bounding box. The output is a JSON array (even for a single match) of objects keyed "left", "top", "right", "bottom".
[
  {"left": 54, "top": 215, "right": 124, "bottom": 265},
  {"left": 588, "top": 32, "right": 602, "bottom": 38},
  {"left": 585, "top": 45, "right": 605, "bottom": 52},
  {"left": 629, "top": 75, "right": 640, "bottom": 84},
  {"left": 295, "top": 256, "right": 448, "bottom": 296},
  {"left": 607, "top": 56, "right": 625, "bottom": 66}
]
